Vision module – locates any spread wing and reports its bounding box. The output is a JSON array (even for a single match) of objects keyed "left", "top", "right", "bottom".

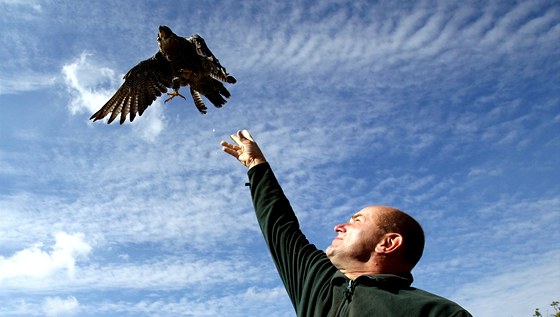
[
  {"left": 90, "top": 52, "right": 173, "bottom": 124},
  {"left": 187, "top": 34, "right": 236, "bottom": 84}
]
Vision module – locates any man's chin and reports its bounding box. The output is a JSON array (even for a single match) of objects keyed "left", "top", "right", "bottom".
[{"left": 325, "top": 246, "right": 335, "bottom": 258}]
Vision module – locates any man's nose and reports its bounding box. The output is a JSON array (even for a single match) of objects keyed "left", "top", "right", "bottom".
[{"left": 334, "top": 223, "right": 347, "bottom": 233}]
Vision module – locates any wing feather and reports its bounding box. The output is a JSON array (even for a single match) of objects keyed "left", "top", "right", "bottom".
[
  {"left": 90, "top": 51, "right": 173, "bottom": 124},
  {"left": 187, "top": 34, "right": 237, "bottom": 84},
  {"left": 129, "top": 94, "right": 138, "bottom": 122}
]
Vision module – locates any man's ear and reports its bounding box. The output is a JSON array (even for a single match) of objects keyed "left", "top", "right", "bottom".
[{"left": 374, "top": 233, "right": 403, "bottom": 254}]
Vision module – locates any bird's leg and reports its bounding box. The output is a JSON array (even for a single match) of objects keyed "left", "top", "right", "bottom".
[
  {"left": 164, "top": 89, "right": 186, "bottom": 103},
  {"left": 180, "top": 68, "right": 193, "bottom": 78},
  {"left": 164, "top": 77, "right": 186, "bottom": 103}
]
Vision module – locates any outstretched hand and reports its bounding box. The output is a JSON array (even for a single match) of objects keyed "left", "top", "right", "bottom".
[{"left": 221, "top": 130, "right": 267, "bottom": 169}]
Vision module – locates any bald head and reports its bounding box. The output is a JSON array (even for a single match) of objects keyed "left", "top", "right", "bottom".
[{"left": 366, "top": 206, "right": 425, "bottom": 268}]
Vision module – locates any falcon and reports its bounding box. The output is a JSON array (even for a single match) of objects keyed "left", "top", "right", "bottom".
[{"left": 90, "top": 25, "right": 236, "bottom": 124}]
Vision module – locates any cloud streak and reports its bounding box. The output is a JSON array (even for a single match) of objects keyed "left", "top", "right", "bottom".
[{"left": 42, "top": 296, "right": 80, "bottom": 317}]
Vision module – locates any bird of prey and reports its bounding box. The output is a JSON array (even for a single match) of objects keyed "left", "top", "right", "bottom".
[{"left": 90, "top": 25, "right": 236, "bottom": 124}]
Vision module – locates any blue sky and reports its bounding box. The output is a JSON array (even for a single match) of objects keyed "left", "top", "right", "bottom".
[{"left": 0, "top": 0, "right": 559, "bottom": 316}]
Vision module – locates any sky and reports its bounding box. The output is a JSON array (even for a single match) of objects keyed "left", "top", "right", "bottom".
[{"left": 0, "top": 0, "right": 559, "bottom": 316}]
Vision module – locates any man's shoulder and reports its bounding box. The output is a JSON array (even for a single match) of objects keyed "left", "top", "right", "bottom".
[{"left": 403, "top": 287, "right": 472, "bottom": 316}]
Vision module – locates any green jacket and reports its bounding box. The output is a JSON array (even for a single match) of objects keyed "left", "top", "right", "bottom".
[{"left": 248, "top": 163, "right": 473, "bottom": 317}]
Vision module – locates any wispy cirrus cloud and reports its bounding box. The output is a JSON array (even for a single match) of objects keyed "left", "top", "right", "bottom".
[
  {"left": 454, "top": 250, "right": 560, "bottom": 317},
  {"left": 42, "top": 296, "right": 80, "bottom": 317},
  {"left": 0, "top": 73, "right": 57, "bottom": 95},
  {"left": 0, "top": 0, "right": 42, "bottom": 11}
]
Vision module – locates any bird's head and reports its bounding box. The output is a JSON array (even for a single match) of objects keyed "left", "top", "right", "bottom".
[{"left": 158, "top": 25, "right": 175, "bottom": 42}]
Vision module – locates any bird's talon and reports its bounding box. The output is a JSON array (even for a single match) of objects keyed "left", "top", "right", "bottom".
[{"left": 165, "top": 91, "right": 186, "bottom": 103}]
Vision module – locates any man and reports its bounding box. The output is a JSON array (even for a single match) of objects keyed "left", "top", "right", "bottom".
[{"left": 221, "top": 130, "right": 473, "bottom": 317}]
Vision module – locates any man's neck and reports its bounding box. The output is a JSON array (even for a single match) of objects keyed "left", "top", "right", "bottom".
[{"left": 337, "top": 262, "right": 410, "bottom": 280}]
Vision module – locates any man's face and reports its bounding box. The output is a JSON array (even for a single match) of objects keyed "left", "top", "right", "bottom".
[{"left": 326, "top": 206, "right": 387, "bottom": 265}]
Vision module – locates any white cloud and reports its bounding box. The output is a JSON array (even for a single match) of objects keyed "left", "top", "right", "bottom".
[
  {"left": 0, "top": 73, "right": 57, "bottom": 95},
  {"left": 61, "top": 52, "right": 117, "bottom": 115},
  {"left": 132, "top": 102, "right": 166, "bottom": 143},
  {"left": 454, "top": 250, "right": 560, "bottom": 317},
  {"left": 42, "top": 296, "right": 80, "bottom": 317},
  {"left": 0, "top": 0, "right": 41, "bottom": 11},
  {"left": 85, "top": 286, "right": 292, "bottom": 317},
  {"left": 467, "top": 166, "right": 502, "bottom": 178},
  {"left": 61, "top": 51, "right": 167, "bottom": 139},
  {"left": 0, "top": 232, "right": 91, "bottom": 280}
]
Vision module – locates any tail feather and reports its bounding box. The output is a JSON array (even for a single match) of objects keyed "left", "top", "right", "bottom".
[{"left": 190, "top": 87, "right": 208, "bottom": 114}]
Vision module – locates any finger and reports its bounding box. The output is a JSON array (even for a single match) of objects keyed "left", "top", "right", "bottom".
[
  {"left": 222, "top": 142, "right": 241, "bottom": 156},
  {"left": 229, "top": 134, "right": 242, "bottom": 146},
  {"left": 237, "top": 130, "right": 245, "bottom": 141},
  {"left": 220, "top": 140, "right": 233, "bottom": 147},
  {"left": 220, "top": 141, "right": 233, "bottom": 150},
  {"left": 241, "top": 129, "right": 255, "bottom": 142},
  {"left": 222, "top": 146, "right": 240, "bottom": 157},
  {"left": 221, "top": 140, "right": 241, "bottom": 151}
]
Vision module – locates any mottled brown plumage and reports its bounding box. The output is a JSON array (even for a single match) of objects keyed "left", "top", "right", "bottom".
[{"left": 90, "top": 25, "right": 236, "bottom": 124}]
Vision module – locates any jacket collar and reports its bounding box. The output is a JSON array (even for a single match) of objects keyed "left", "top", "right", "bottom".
[{"left": 331, "top": 270, "right": 413, "bottom": 290}]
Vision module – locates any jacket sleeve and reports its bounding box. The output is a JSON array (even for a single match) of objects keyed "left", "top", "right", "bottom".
[
  {"left": 449, "top": 309, "right": 474, "bottom": 317},
  {"left": 248, "top": 163, "right": 336, "bottom": 312}
]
